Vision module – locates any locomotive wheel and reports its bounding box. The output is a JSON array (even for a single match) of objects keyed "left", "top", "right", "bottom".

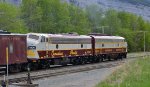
[
  {"left": 76, "top": 57, "right": 82, "bottom": 65},
  {"left": 114, "top": 57, "right": 118, "bottom": 60},
  {"left": 120, "top": 56, "right": 123, "bottom": 60},
  {"left": 81, "top": 57, "right": 86, "bottom": 64},
  {"left": 72, "top": 58, "right": 79, "bottom": 65},
  {"left": 72, "top": 59, "right": 77, "bottom": 65},
  {"left": 108, "top": 56, "right": 111, "bottom": 61},
  {"left": 32, "top": 63, "right": 39, "bottom": 70},
  {"left": 84, "top": 56, "right": 89, "bottom": 64},
  {"left": 95, "top": 56, "right": 100, "bottom": 63},
  {"left": 9, "top": 64, "right": 21, "bottom": 73},
  {"left": 100, "top": 57, "right": 104, "bottom": 62}
]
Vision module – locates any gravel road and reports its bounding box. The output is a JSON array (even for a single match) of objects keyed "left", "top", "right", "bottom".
[
  {"left": 9, "top": 67, "right": 118, "bottom": 87},
  {"left": 31, "top": 67, "right": 117, "bottom": 87}
]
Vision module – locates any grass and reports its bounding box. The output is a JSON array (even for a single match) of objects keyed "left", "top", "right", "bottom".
[{"left": 96, "top": 57, "right": 150, "bottom": 87}]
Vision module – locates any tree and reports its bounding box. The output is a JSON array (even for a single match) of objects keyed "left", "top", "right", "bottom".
[
  {"left": 103, "top": 9, "right": 121, "bottom": 34},
  {"left": 22, "top": 0, "right": 91, "bottom": 34},
  {"left": 0, "top": 3, "right": 27, "bottom": 33},
  {"left": 69, "top": 5, "right": 91, "bottom": 34},
  {"left": 86, "top": 4, "right": 104, "bottom": 33},
  {"left": 22, "top": 0, "right": 42, "bottom": 32}
]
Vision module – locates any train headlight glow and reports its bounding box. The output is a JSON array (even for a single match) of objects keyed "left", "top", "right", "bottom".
[{"left": 28, "top": 46, "right": 36, "bottom": 50}]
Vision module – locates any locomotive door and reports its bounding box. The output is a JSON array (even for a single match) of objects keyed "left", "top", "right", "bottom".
[{"left": 46, "top": 37, "right": 49, "bottom": 58}]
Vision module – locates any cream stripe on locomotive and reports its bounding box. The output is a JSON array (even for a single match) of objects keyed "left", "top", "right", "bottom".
[
  {"left": 95, "top": 42, "right": 127, "bottom": 48},
  {"left": 38, "top": 44, "right": 92, "bottom": 50}
]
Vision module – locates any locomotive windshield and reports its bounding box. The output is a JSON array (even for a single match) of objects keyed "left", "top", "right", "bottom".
[{"left": 28, "top": 34, "right": 39, "bottom": 40}]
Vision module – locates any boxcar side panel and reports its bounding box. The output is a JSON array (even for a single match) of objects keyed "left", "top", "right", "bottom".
[{"left": 0, "top": 35, "right": 27, "bottom": 65}]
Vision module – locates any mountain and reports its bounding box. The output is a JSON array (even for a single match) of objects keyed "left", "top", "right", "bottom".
[
  {"left": 119, "top": 0, "right": 150, "bottom": 6},
  {"left": 64, "top": 0, "right": 150, "bottom": 21},
  {"left": 1, "top": 0, "right": 150, "bottom": 21},
  {"left": 0, "top": 0, "right": 22, "bottom": 5}
]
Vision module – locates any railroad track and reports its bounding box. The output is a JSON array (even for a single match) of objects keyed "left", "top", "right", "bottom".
[
  {"left": 8, "top": 61, "right": 124, "bottom": 84},
  {"left": 0, "top": 52, "right": 149, "bottom": 84}
]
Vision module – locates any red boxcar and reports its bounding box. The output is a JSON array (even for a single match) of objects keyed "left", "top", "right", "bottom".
[{"left": 0, "top": 34, "right": 27, "bottom": 72}]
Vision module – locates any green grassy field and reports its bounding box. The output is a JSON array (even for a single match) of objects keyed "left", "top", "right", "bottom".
[{"left": 96, "top": 57, "right": 150, "bottom": 87}]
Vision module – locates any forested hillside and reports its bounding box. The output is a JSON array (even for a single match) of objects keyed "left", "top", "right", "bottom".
[
  {"left": 21, "top": 0, "right": 91, "bottom": 34},
  {"left": 0, "top": 3, "right": 27, "bottom": 33},
  {"left": 1, "top": 0, "right": 150, "bottom": 52}
]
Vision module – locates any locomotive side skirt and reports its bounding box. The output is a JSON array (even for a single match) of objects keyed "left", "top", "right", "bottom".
[
  {"left": 34, "top": 48, "right": 126, "bottom": 59},
  {"left": 91, "top": 36, "right": 95, "bottom": 56},
  {"left": 95, "top": 48, "right": 127, "bottom": 54}
]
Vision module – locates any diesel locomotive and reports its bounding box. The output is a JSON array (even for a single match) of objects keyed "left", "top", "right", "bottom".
[
  {"left": 27, "top": 33, "right": 127, "bottom": 69},
  {"left": 0, "top": 32, "right": 127, "bottom": 72}
]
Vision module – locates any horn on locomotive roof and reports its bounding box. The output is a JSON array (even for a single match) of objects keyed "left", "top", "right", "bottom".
[
  {"left": 61, "top": 32, "right": 79, "bottom": 36},
  {"left": 88, "top": 33, "right": 112, "bottom": 36}
]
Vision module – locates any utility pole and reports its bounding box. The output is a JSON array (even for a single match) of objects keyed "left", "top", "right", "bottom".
[
  {"left": 137, "top": 31, "right": 147, "bottom": 56},
  {"left": 144, "top": 31, "right": 146, "bottom": 53},
  {"left": 6, "top": 47, "right": 9, "bottom": 87},
  {"left": 96, "top": 26, "right": 109, "bottom": 34}
]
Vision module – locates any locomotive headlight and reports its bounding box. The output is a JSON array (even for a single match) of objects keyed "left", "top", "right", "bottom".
[{"left": 28, "top": 46, "right": 36, "bottom": 50}]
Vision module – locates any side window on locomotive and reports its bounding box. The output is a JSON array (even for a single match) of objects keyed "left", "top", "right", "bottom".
[
  {"left": 46, "top": 38, "right": 48, "bottom": 42},
  {"left": 102, "top": 44, "right": 104, "bottom": 47},
  {"left": 118, "top": 43, "right": 119, "bottom": 47},
  {"left": 56, "top": 44, "right": 59, "bottom": 49},
  {"left": 81, "top": 44, "right": 83, "bottom": 48},
  {"left": 41, "top": 36, "right": 45, "bottom": 42},
  {"left": 28, "top": 34, "right": 39, "bottom": 40}
]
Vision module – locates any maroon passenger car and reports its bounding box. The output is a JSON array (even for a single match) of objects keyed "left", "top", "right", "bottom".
[{"left": 0, "top": 34, "right": 27, "bottom": 72}]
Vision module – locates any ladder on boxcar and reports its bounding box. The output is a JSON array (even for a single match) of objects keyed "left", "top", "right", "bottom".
[
  {"left": 0, "top": 66, "right": 6, "bottom": 75},
  {"left": 0, "top": 66, "right": 7, "bottom": 87}
]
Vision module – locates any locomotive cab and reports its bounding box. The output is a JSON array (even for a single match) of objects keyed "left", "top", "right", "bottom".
[
  {"left": 27, "top": 33, "right": 50, "bottom": 60},
  {"left": 27, "top": 33, "right": 40, "bottom": 59}
]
